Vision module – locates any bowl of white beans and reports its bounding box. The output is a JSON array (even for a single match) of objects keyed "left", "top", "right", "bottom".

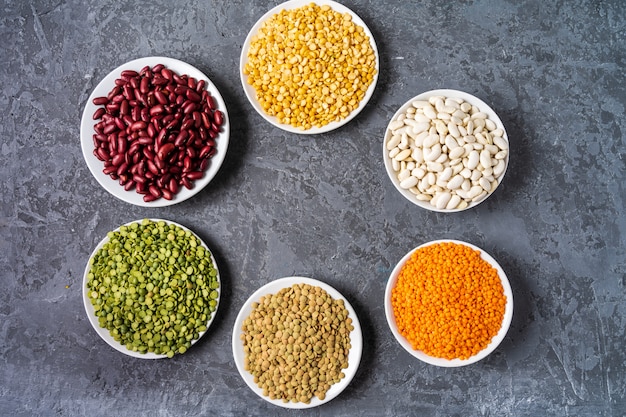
[{"left": 383, "top": 89, "right": 509, "bottom": 212}]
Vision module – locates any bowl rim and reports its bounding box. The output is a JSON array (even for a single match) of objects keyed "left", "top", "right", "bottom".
[
  {"left": 239, "top": 0, "right": 379, "bottom": 134},
  {"left": 232, "top": 276, "right": 363, "bottom": 408},
  {"left": 82, "top": 218, "right": 221, "bottom": 359},
  {"left": 80, "top": 56, "right": 230, "bottom": 207},
  {"left": 382, "top": 89, "right": 509, "bottom": 212},
  {"left": 384, "top": 239, "right": 514, "bottom": 367}
]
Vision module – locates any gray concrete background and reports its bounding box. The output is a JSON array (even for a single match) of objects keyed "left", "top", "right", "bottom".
[{"left": 1, "top": 0, "right": 625, "bottom": 416}]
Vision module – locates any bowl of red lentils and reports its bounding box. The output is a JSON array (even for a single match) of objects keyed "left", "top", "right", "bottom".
[
  {"left": 384, "top": 239, "right": 513, "bottom": 367},
  {"left": 240, "top": 0, "right": 379, "bottom": 134}
]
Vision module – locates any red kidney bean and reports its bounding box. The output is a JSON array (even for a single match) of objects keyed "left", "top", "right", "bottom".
[
  {"left": 186, "top": 89, "right": 201, "bottom": 102},
  {"left": 174, "top": 130, "right": 189, "bottom": 147},
  {"left": 185, "top": 171, "right": 204, "bottom": 181},
  {"left": 148, "top": 185, "right": 162, "bottom": 198},
  {"left": 140, "top": 77, "right": 150, "bottom": 94},
  {"left": 152, "top": 76, "right": 168, "bottom": 86},
  {"left": 206, "top": 94, "right": 216, "bottom": 110},
  {"left": 173, "top": 73, "right": 185, "bottom": 85},
  {"left": 93, "top": 96, "right": 108, "bottom": 105},
  {"left": 124, "top": 180, "right": 135, "bottom": 191},
  {"left": 168, "top": 178, "right": 179, "bottom": 194},
  {"left": 103, "top": 165, "right": 117, "bottom": 175},
  {"left": 121, "top": 69, "right": 139, "bottom": 78},
  {"left": 183, "top": 156, "right": 192, "bottom": 171},
  {"left": 214, "top": 110, "right": 224, "bottom": 126},
  {"left": 161, "top": 188, "right": 173, "bottom": 200},
  {"left": 117, "top": 162, "right": 129, "bottom": 176},
  {"left": 186, "top": 147, "right": 197, "bottom": 159},
  {"left": 181, "top": 177, "right": 193, "bottom": 190},
  {"left": 200, "top": 155, "right": 213, "bottom": 171},
  {"left": 161, "top": 68, "right": 172, "bottom": 80},
  {"left": 107, "top": 86, "right": 121, "bottom": 100},
  {"left": 200, "top": 112, "right": 212, "bottom": 130},
  {"left": 199, "top": 145, "right": 212, "bottom": 159},
  {"left": 103, "top": 123, "right": 117, "bottom": 135},
  {"left": 143, "top": 193, "right": 158, "bottom": 202},
  {"left": 93, "top": 107, "right": 106, "bottom": 120},
  {"left": 91, "top": 63, "right": 224, "bottom": 202},
  {"left": 111, "top": 153, "right": 125, "bottom": 167},
  {"left": 147, "top": 160, "right": 159, "bottom": 176},
  {"left": 157, "top": 143, "right": 175, "bottom": 161},
  {"left": 136, "top": 182, "right": 148, "bottom": 194}
]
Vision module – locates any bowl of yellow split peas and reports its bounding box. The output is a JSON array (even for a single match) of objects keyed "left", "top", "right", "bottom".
[{"left": 240, "top": 0, "right": 379, "bottom": 134}]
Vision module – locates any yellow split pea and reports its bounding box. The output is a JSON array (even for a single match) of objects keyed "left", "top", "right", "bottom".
[{"left": 243, "top": 3, "right": 377, "bottom": 130}]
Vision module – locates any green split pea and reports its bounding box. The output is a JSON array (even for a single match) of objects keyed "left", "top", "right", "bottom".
[{"left": 87, "top": 219, "right": 219, "bottom": 357}]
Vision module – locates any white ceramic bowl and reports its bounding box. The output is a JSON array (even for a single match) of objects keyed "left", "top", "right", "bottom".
[
  {"left": 384, "top": 239, "right": 513, "bottom": 367},
  {"left": 80, "top": 56, "right": 230, "bottom": 207},
  {"left": 383, "top": 89, "right": 509, "bottom": 212},
  {"left": 240, "top": 0, "right": 379, "bottom": 134},
  {"left": 232, "top": 276, "right": 362, "bottom": 408},
  {"left": 83, "top": 219, "right": 221, "bottom": 359}
]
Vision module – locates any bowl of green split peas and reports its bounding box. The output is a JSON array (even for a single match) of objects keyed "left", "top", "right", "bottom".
[{"left": 82, "top": 218, "right": 221, "bottom": 359}]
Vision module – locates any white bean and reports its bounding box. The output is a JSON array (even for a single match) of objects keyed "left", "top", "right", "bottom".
[
  {"left": 398, "top": 169, "right": 411, "bottom": 182},
  {"left": 394, "top": 148, "right": 412, "bottom": 161},
  {"left": 412, "top": 100, "right": 430, "bottom": 108},
  {"left": 479, "top": 177, "right": 492, "bottom": 191},
  {"left": 449, "top": 146, "right": 465, "bottom": 160},
  {"left": 493, "top": 159, "right": 506, "bottom": 177},
  {"left": 435, "top": 191, "right": 451, "bottom": 209},
  {"left": 446, "top": 194, "right": 461, "bottom": 210},
  {"left": 468, "top": 185, "right": 483, "bottom": 199},
  {"left": 411, "top": 148, "right": 424, "bottom": 164},
  {"left": 480, "top": 149, "right": 492, "bottom": 169},
  {"left": 389, "top": 120, "right": 404, "bottom": 131},
  {"left": 460, "top": 167, "right": 472, "bottom": 179},
  {"left": 414, "top": 113, "right": 430, "bottom": 123},
  {"left": 387, "top": 134, "right": 401, "bottom": 150},
  {"left": 426, "top": 161, "right": 444, "bottom": 172},
  {"left": 424, "top": 134, "right": 439, "bottom": 148},
  {"left": 412, "top": 122, "right": 431, "bottom": 135},
  {"left": 400, "top": 176, "right": 419, "bottom": 189},
  {"left": 439, "top": 166, "right": 453, "bottom": 182},
  {"left": 493, "top": 136, "right": 509, "bottom": 150},
  {"left": 423, "top": 105, "right": 437, "bottom": 120},
  {"left": 495, "top": 150, "right": 508, "bottom": 160},
  {"left": 414, "top": 131, "right": 429, "bottom": 147},
  {"left": 447, "top": 174, "right": 464, "bottom": 190},
  {"left": 412, "top": 167, "right": 426, "bottom": 179},
  {"left": 467, "top": 150, "right": 480, "bottom": 169}
]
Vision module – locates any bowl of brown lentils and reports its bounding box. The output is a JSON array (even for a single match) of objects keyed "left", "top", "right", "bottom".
[{"left": 232, "top": 276, "right": 363, "bottom": 408}]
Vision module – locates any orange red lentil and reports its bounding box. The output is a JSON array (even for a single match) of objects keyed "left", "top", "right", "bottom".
[{"left": 390, "top": 241, "right": 506, "bottom": 360}]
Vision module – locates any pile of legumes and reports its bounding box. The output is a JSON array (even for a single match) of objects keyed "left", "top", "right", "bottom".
[
  {"left": 391, "top": 241, "right": 506, "bottom": 360},
  {"left": 386, "top": 95, "right": 509, "bottom": 210},
  {"left": 241, "top": 283, "right": 353, "bottom": 403},
  {"left": 91, "top": 64, "right": 225, "bottom": 202},
  {"left": 86, "top": 219, "right": 220, "bottom": 357},
  {"left": 243, "top": 3, "right": 377, "bottom": 130}
]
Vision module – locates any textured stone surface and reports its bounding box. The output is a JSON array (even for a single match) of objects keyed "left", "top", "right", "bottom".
[{"left": 1, "top": 0, "right": 625, "bottom": 416}]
